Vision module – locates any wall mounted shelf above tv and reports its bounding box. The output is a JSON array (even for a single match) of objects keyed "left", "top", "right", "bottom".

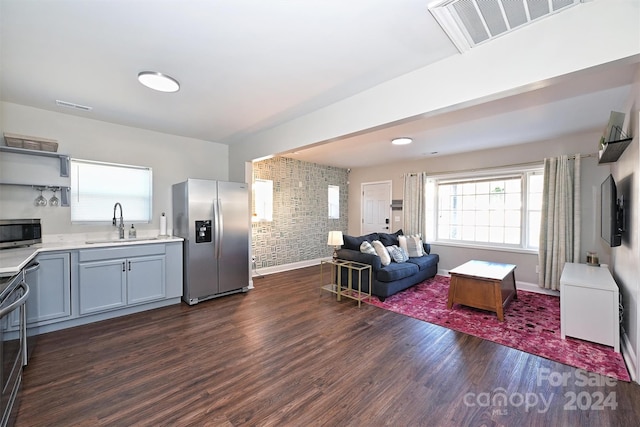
[
  {"left": 598, "top": 114, "right": 632, "bottom": 164},
  {"left": 598, "top": 137, "right": 633, "bottom": 164}
]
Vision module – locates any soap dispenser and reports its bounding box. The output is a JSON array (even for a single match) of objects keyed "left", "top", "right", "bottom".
[{"left": 129, "top": 224, "right": 137, "bottom": 239}]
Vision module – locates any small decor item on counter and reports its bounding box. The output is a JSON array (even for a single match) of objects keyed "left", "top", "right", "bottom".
[
  {"left": 129, "top": 224, "right": 137, "bottom": 239},
  {"left": 160, "top": 212, "right": 168, "bottom": 236},
  {"left": 586, "top": 251, "right": 599, "bottom": 266}
]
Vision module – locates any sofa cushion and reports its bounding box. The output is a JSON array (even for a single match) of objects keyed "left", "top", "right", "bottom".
[
  {"left": 406, "top": 253, "right": 440, "bottom": 271},
  {"left": 336, "top": 248, "right": 382, "bottom": 271},
  {"left": 372, "top": 240, "right": 391, "bottom": 266},
  {"left": 379, "top": 229, "right": 403, "bottom": 246},
  {"left": 343, "top": 233, "right": 379, "bottom": 250},
  {"left": 377, "top": 262, "right": 419, "bottom": 282}
]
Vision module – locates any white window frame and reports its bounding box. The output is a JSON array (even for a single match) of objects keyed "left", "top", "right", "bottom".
[
  {"left": 252, "top": 178, "right": 273, "bottom": 222},
  {"left": 427, "top": 165, "right": 543, "bottom": 252},
  {"left": 328, "top": 185, "right": 339, "bottom": 219},
  {"left": 70, "top": 158, "right": 152, "bottom": 223}
]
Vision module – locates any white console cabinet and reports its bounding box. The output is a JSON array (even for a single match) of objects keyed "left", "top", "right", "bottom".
[{"left": 560, "top": 262, "right": 620, "bottom": 352}]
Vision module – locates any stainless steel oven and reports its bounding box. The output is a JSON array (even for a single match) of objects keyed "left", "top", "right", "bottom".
[
  {"left": 0, "top": 219, "right": 42, "bottom": 249},
  {"left": 0, "top": 271, "right": 30, "bottom": 427}
]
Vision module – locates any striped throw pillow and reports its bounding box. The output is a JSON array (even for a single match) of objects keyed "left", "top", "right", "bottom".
[{"left": 399, "top": 234, "right": 424, "bottom": 257}]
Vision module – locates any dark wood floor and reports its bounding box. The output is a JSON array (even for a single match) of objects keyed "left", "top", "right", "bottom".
[{"left": 16, "top": 266, "right": 640, "bottom": 426}]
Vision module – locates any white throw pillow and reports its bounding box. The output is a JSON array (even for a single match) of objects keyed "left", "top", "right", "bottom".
[
  {"left": 371, "top": 240, "right": 391, "bottom": 266},
  {"left": 360, "top": 240, "right": 377, "bottom": 255},
  {"left": 398, "top": 234, "right": 424, "bottom": 257}
]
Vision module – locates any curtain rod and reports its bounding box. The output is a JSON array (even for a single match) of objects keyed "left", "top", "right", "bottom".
[{"left": 409, "top": 152, "right": 597, "bottom": 177}]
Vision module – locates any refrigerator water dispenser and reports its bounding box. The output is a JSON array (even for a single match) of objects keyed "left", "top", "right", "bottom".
[{"left": 195, "top": 220, "right": 212, "bottom": 243}]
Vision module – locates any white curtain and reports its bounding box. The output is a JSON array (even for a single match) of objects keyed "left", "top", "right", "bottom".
[
  {"left": 403, "top": 172, "right": 427, "bottom": 236},
  {"left": 538, "top": 155, "right": 581, "bottom": 290}
]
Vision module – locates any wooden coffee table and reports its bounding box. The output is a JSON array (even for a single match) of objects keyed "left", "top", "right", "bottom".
[{"left": 447, "top": 260, "right": 517, "bottom": 321}]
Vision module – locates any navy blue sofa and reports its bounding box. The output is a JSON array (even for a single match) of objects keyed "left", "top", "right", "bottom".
[{"left": 335, "top": 231, "right": 439, "bottom": 301}]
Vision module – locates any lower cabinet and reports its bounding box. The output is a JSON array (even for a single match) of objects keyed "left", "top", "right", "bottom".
[
  {"left": 127, "top": 256, "right": 166, "bottom": 305},
  {"left": 33, "top": 252, "right": 72, "bottom": 323},
  {"left": 11, "top": 241, "right": 182, "bottom": 334},
  {"left": 78, "top": 245, "right": 166, "bottom": 316},
  {"left": 10, "top": 251, "right": 72, "bottom": 329}
]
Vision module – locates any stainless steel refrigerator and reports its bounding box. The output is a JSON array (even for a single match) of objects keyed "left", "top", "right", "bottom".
[{"left": 172, "top": 179, "right": 249, "bottom": 305}]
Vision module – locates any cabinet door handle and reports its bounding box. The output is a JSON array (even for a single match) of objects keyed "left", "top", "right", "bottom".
[
  {"left": 122, "top": 262, "right": 126, "bottom": 272},
  {"left": 128, "top": 261, "right": 131, "bottom": 271}
]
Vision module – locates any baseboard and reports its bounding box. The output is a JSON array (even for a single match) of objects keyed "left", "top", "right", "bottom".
[
  {"left": 621, "top": 329, "right": 638, "bottom": 383},
  {"left": 252, "top": 258, "right": 326, "bottom": 277},
  {"left": 516, "top": 281, "right": 560, "bottom": 296}
]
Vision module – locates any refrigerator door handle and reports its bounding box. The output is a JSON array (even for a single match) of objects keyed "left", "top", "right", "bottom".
[
  {"left": 216, "top": 199, "right": 224, "bottom": 258},
  {"left": 213, "top": 198, "right": 222, "bottom": 259}
]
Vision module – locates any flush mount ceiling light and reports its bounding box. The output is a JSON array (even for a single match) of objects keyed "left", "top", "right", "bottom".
[
  {"left": 137, "top": 71, "right": 180, "bottom": 92},
  {"left": 391, "top": 137, "right": 413, "bottom": 146}
]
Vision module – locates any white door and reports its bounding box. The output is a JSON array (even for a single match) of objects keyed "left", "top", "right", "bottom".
[{"left": 362, "top": 181, "right": 391, "bottom": 234}]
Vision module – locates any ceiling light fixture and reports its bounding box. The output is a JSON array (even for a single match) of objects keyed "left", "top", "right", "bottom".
[
  {"left": 391, "top": 137, "right": 412, "bottom": 146},
  {"left": 137, "top": 71, "right": 180, "bottom": 93}
]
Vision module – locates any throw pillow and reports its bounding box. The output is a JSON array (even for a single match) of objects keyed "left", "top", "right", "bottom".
[
  {"left": 386, "top": 245, "right": 408, "bottom": 263},
  {"left": 360, "top": 240, "right": 377, "bottom": 255},
  {"left": 371, "top": 240, "right": 391, "bottom": 266},
  {"left": 399, "top": 234, "right": 424, "bottom": 257}
]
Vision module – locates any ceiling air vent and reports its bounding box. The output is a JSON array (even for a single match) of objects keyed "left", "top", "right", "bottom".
[
  {"left": 56, "top": 100, "right": 93, "bottom": 111},
  {"left": 429, "top": 0, "right": 585, "bottom": 52}
]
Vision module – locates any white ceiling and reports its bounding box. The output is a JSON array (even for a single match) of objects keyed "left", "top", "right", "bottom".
[{"left": 1, "top": 0, "right": 638, "bottom": 169}]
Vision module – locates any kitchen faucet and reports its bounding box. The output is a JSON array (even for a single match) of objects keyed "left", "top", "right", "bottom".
[{"left": 113, "top": 202, "right": 124, "bottom": 239}]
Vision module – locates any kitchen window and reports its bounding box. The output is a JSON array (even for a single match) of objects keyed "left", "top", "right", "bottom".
[{"left": 70, "top": 159, "right": 152, "bottom": 223}]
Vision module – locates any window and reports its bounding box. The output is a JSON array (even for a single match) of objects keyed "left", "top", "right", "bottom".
[
  {"left": 432, "top": 167, "right": 542, "bottom": 250},
  {"left": 70, "top": 159, "right": 152, "bottom": 223},
  {"left": 253, "top": 179, "right": 273, "bottom": 222},
  {"left": 328, "top": 185, "right": 339, "bottom": 219}
]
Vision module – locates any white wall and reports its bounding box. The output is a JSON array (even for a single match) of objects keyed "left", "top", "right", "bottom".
[
  {"left": 0, "top": 102, "right": 228, "bottom": 236},
  {"left": 612, "top": 66, "right": 640, "bottom": 382},
  {"left": 347, "top": 131, "right": 613, "bottom": 286}
]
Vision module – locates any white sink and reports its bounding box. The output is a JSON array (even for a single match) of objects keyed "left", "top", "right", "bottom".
[{"left": 85, "top": 237, "right": 159, "bottom": 244}]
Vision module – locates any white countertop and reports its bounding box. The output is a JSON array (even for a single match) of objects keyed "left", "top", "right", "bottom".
[{"left": 0, "top": 233, "right": 183, "bottom": 277}]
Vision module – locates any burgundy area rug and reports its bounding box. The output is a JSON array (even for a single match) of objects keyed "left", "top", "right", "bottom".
[{"left": 366, "top": 275, "right": 630, "bottom": 382}]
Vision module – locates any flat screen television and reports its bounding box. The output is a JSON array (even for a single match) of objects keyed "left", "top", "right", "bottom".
[{"left": 601, "top": 174, "right": 623, "bottom": 247}]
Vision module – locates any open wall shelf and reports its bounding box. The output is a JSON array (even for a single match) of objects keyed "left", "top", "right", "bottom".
[
  {"left": 0, "top": 145, "right": 70, "bottom": 176},
  {"left": 598, "top": 137, "right": 633, "bottom": 164}
]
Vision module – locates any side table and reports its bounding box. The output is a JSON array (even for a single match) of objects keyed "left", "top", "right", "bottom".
[{"left": 320, "top": 259, "right": 372, "bottom": 307}]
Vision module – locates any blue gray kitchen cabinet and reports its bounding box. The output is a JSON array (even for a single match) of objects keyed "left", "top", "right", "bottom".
[
  {"left": 78, "top": 244, "right": 166, "bottom": 315},
  {"left": 33, "top": 252, "right": 72, "bottom": 323},
  {"left": 9, "top": 251, "right": 72, "bottom": 330}
]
